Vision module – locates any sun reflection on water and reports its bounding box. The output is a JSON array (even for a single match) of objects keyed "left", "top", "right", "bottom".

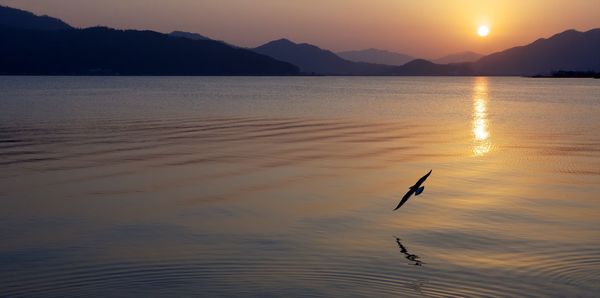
[{"left": 472, "top": 77, "right": 492, "bottom": 156}]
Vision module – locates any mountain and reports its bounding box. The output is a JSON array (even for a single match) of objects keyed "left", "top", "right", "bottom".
[
  {"left": 170, "top": 30, "right": 236, "bottom": 48},
  {"left": 433, "top": 51, "right": 482, "bottom": 64},
  {"left": 337, "top": 48, "right": 414, "bottom": 66},
  {"left": 0, "top": 5, "right": 72, "bottom": 30},
  {"left": 393, "top": 29, "right": 600, "bottom": 76},
  {"left": 0, "top": 6, "right": 299, "bottom": 75},
  {"left": 253, "top": 39, "right": 394, "bottom": 75},
  {"left": 0, "top": 26, "right": 300, "bottom": 75},
  {"left": 2, "top": 5, "right": 598, "bottom": 76},
  {"left": 392, "top": 59, "right": 473, "bottom": 76},
  {"left": 170, "top": 31, "right": 211, "bottom": 41},
  {"left": 474, "top": 29, "right": 600, "bottom": 75}
]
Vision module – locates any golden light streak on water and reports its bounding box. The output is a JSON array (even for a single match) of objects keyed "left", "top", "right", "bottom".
[{"left": 472, "top": 77, "right": 492, "bottom": 156}]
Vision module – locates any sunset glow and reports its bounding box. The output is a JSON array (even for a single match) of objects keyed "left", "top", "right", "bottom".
[{"left": 1, "top": 0, "right": 599, "bottom": 57}]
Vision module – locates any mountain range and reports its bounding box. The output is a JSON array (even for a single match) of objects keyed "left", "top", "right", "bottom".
[
  {"left": 1, "top": 5, "right": 599, "bottom": 76},
  {"left": 392, "top": 59, "right": 473, "bottom": 76},
  {"left": 433, "top": 51, "right": 483, "bottom": 64},
  {"left": 336, "top": 49, "right": 482, "bottom": 66},
  {"left": 170, "top": 31, "right": 211, "bottom": 41},
  {"left": 337, "top": 49, "right": 414, "bottom": 66},
  {"left": 474, "top": 29, "right": 600, "bottom": 75},
  {"left": 255, "top": 29, "right": 600, "bottom": 76},
  {"left": 0, "top": 6, "right": 299, "bottom": 75},
  {"left": 253, "top": 39, "right": 395, "bottom": 75},
  {"left": 0, "top": 5, "right": 72, "bottom": 31}
]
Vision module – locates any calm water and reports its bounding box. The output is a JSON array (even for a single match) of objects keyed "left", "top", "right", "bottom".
[{"left": 1, "top": 77, "right": 599, "bottom": 297}]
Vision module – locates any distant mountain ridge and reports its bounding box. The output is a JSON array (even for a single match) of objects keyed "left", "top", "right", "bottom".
[
  {"left": 391, "top": 29, "right": 600, "bottom": 76},
  {"left": 0, "top": 6, "right": 299, "bottom": 75},
  {"left": 474, "top": 29, "right": 600, "bottom": 75},
  {"left": 0, "top": 26, "right": 300, "bottom": 75},
  {"left": 251, "top": 29, "right": 600, "bottom": 76},
  {"left": 170, "top": 31, "right": 211, "bottom": 41},
  {"left": 337, "top": 48, "right": 414, "bottom": 66},
  {"left": 433, "top": 51, "right": 482, "bottom": 64},
  {"left": 391, "top": 59, "right": 473, "bottom": 76},
  {"left": 1, "top": 5, "right": 599, "bottom": 76},
  {"left": 0, "top": 5, "right": 72, "bottom": 30},
  {"left": 170, "top": 30, "right": 236, "bottom": 48},
  {"left": 253, "top": 39, "right": 394, "bottom": 75}
]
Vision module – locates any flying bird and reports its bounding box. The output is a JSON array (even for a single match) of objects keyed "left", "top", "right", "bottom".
[{"left": 394, "top": 170, "right": 432, "bottom": 211}]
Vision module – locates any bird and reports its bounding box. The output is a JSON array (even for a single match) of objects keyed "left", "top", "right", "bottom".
[{"left": 394, "top": 170, "right": 432, "bottom": 211}]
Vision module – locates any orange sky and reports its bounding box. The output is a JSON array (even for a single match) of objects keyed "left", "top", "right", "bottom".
[{"left": 1, "top": 0, "right": 599, "bottom": 58}]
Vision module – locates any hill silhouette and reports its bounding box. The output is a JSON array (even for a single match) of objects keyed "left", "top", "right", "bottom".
[
  {"left": 392, "top": 59, "right": 474, "bottom": 76},
  {"left": 433, "top": 51, "right": 482, "bottom": 64},
  {"left": 0, "top": 6, "right": 299, "bottom": 76},
  {"left": 337, "top": 48, "right": 414, "bottom": 66},
  {"left": 170, "top": 31, "right": 211, "bottom": 41},
  {"left": 0, "top": 26, "right": 299, "bottom": 75},
  {"left": 394, "top": 29, "right": 600, "bottom": 76},
  {"left": 254, "top": 28, "right": 600, "bottom": 76},
  {"left": 253, "top": 39, "right": 395, "bottom": 75},
  {"left": 0, "top": 5, "right": 72, "bottom": 30},
  {"left": 1, "top": 5, "right": 599, "bottom": 76},
  {"left": 170, "top": 30, "right": 235, "bottom": 48},
  {"left": 474, "top": 29, "right": 600, "bottom": 75}
]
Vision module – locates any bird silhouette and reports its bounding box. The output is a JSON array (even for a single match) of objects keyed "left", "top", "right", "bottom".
[{"left": 394, "top": 170, "right": 432, "bottom": 211}]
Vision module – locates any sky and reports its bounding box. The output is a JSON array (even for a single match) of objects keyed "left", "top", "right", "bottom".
[{"left": 1, "top": 0, "right": 599, "bottom": 58}]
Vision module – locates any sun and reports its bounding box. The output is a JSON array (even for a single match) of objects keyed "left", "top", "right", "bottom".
[{"left": 477, "top": 25, "right": 490, "bottom": 37}]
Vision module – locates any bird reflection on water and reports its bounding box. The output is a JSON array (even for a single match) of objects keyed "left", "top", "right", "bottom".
[{"left": 394, "top": 237, "right": 425, "bottom": 266}]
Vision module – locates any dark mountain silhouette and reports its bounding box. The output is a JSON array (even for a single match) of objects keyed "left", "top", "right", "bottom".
[
  {"left": 0, "top": 6, "right": 299, "bottom": 75},
  {"left": 337, "top": 48, "right": 414, "bottom": 66},
  {"left": 392, "top": 59, "right": 474, "bottom": 76},
  {"left": 433, "top": 51, "right": 482, "bottom": 64},
  {"left": 255, "top": 29, "right": 600, "bottom": 76},
  {"left": 0, "top": 5, "right": 72, "bottom": 30},
  {"left": 474, "top": 29, "right": 600, "bottom": 75},
  {"left": 1, "top": 5, "right": 598, "bottom": 76},
  {"left": 170, "top": 30, "right": 211, "bottom": 40},
  {"left": 0, "top": 26, "right": 299, "bottom": 75},
  {"left": 393, "top": 29, "right": 600, "bottom": 76},
  {"left": 170, "top": 30, "right": 236, "bottom": 48},
  {"left": 253, "top": 39, "right": 395, "bottom": 75}
]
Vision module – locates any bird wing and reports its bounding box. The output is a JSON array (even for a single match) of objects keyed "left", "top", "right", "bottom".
[
  {"left": 394, "top": 188, "right": 416, "bottom": 211},
  {"left": 414, "top": 170, "right": 432, "bottom": 188}
]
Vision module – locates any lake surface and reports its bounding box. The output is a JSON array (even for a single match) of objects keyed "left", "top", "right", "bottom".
[{"left": 1, "top": 77, "right": 599, "bottom": 297}]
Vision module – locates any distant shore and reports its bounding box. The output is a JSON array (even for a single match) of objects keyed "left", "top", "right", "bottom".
[{"left": 530, "top": 71, "right": 600, "bottom": 79}]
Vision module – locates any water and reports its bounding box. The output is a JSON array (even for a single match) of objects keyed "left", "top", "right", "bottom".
[{"left": 1, "top": 76, "right": 599, "bottom": 297}]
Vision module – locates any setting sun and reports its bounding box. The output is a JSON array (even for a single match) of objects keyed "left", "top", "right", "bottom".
[{"left": 478, "top": 25, "right": 490, "bottom": 37}]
